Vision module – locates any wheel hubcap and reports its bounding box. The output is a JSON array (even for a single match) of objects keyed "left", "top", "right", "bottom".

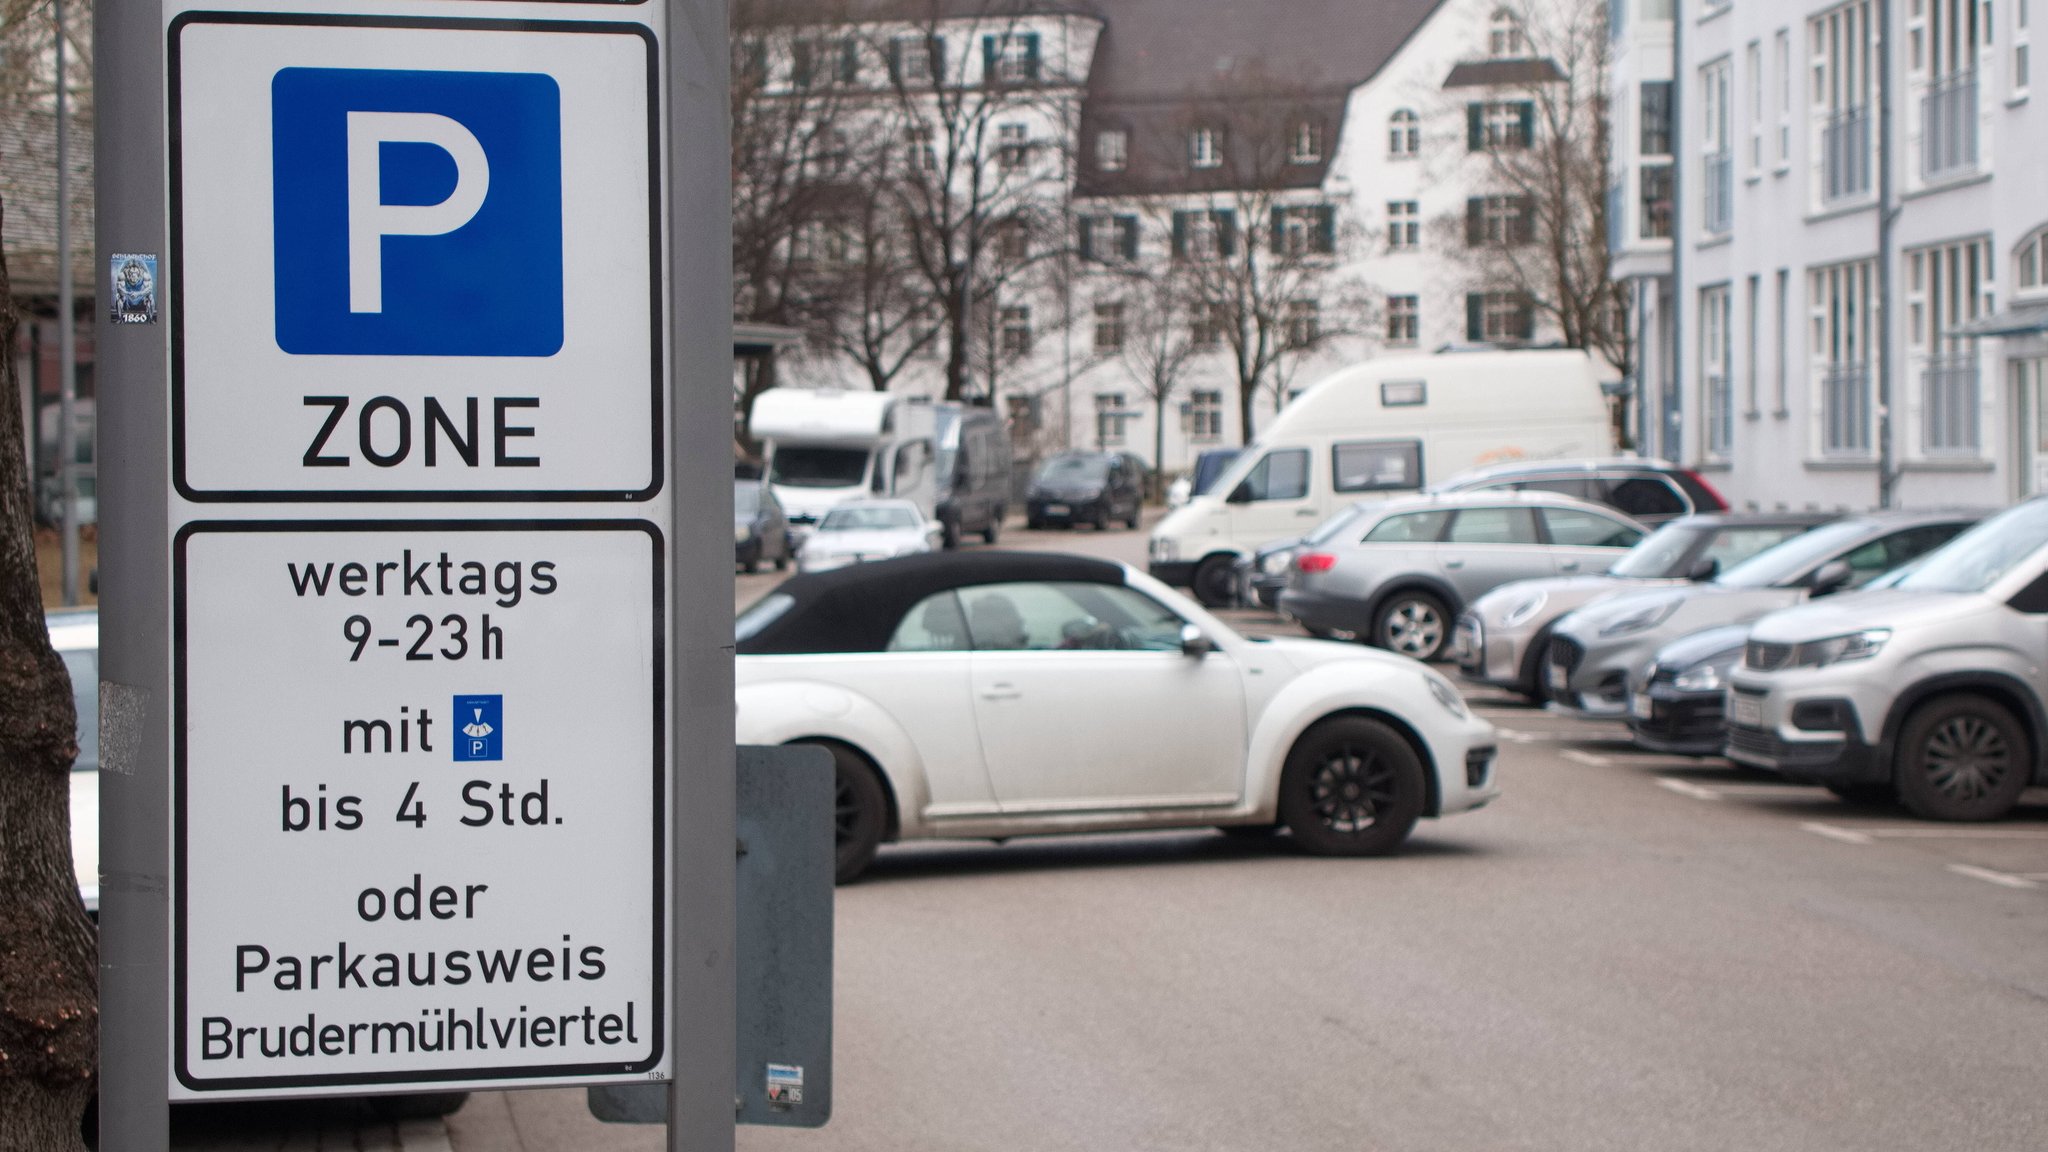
[
  {"left": 1309, "top": 744, "right": 1398, "bottom": 833},
  {"left": 1924, "top": 716, "right": 2011, "bottom": 802},
  {"left": 834, "top": 775, "right": 860, "bottom": 843},
  {"left": 1383, "top": 601, "right": 1442, "bottom": 656}
]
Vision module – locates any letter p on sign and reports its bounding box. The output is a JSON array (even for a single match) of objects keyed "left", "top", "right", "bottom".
[{"left": 271, "top": 68, "right": 564, "bottom": 357}]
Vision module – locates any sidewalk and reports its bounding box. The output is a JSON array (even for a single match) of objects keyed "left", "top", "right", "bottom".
[{"left": 168, "top": 1101, "right": 453, "bottom": 1152}]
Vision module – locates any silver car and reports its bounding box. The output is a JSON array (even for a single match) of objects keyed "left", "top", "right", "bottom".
[
  {"left": 1455, "top": 512, "right": 1834, "bottom": 698},
  {"left": 1726, "top": 498, "right": 2048, "bottom": 821},
  {"left": 1278, "top": 491, "right": 1646, "bottom": 661},
  {"left": 1544, "top": 509, "right": 1982, "bottom": 716}
]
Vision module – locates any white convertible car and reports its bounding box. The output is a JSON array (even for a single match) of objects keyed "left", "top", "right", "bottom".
[{"left": 736, "top": 552, "right": 1499, "bottom": 881}]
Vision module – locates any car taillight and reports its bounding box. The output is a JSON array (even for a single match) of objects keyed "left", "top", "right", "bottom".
[
  {"left": 1296, "top": 552, "right": 1337, "bottom": 574},
  {"left": 1682, "top": 470, "right": 1729, "bottom": 510}
]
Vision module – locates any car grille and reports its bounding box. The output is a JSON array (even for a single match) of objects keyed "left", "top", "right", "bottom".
[
  {"left": 1724, "top": 724, "right": 1777, "bottom": 758},
  {"left": 1465, "top": 746, "right": 1496, "bottom": 788},
  {"left": 1548, "top": 636, "right": 1584, "bottom": 675},
  {"left": 1745, "top": 640, "right": 1793, "bottom": 671}
]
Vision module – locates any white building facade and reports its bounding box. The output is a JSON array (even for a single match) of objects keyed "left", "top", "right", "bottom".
[{"left": 1642, "top": 0, "right": 2048, "bottom": 510}]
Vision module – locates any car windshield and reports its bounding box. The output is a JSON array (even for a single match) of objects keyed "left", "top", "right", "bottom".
[
  {"left": 1606, "top": 523, "right": 1707, "bottom": 578},
  {"left": 734, "top": 484, "right": 760, "bottom": 517},
  {"left": 1895, "top": 500, "right": 2048, "bottom": 593},
  {"left": 1715, "top": 519, "right": 1874, "bottom": 587},
  {"left": 769, "top": 446, "right": 871, "bottom": 489},
  {"left": 1305, "top": 503, "right": 1372, "bottom": 546},
  {"left": 735, "top": 593, "right": 795, "bottom": 643},
  {"left": 1039, "top": 456, "right": 1109, "bottom": 483},
  {"left": 821, "top": 506, "right": 920, "bottom": 532},
  {"left": 1190, "top": 451, "right": 1241, "bottom": 496}
]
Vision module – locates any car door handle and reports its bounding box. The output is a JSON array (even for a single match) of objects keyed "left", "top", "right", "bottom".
[
  {"left": 980, "top": 684, "right": 1022, "bottom": 701},
  {"left": 1560, "top": 560, "right": 1581, "bottom": 572},
  {"left": 1295, "top": 509, "right": 1319, "bottom": 516},
  {"left": 1444, "top": 559, "right": 1465, "bottom": 570}
]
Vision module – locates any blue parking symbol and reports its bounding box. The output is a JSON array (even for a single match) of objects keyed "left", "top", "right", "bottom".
[
  {"left": 452, "top": 695, "right": 503, "bottom": 762},
  {"left": 271, "top": 68, "right": 564, "bottom": 357}
]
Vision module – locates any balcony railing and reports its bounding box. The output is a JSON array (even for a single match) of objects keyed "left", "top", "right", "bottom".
[
  {"left": 1822, "top": 364, "right": 1873, "bottom": 455},
  {"left": 1922, "top": 71, "right": 1980, "bottom": 180},
  {"left": 1822, "top": 107, "right": 1872, "bottom": 202},
  {"left": 1703, "top": 152, "right": 1733, "bottom": 236},
  {"left": 1922, "top": 352, "right": 1981, "bottom": 453}
]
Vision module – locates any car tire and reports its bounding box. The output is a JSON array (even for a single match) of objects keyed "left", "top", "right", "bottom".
[
  {"left": 1519, "top": 623, "right": 1557, "bottom": 703},
  {"left": 1026, "top": 516, "right": 1044, "bottom": 531},
  {"left": 800, "top": 740, "right": 890, "bottom": 883},
  {"left": 1192, "top": 555, "right": 1238, "bottom": 609},
  {"left": 1374, "top": 590, "right": 1451, "bottom": 662},
  {"left": 742, "top": 551, "right": 759, "bottom": 575},
  {"left": 983, "top": 514, "right": 1001, "bottom": 545},
  {"left": 1895, "top": 695, "right": 2031, "bottom": 822},
  {"left": 774, "top": 552, "right": 788, "bottom": 572},
  {"left": 940, "top": 518, "right": 961, "bottom": 550},
  {"left": 1277, "top": 717, "right": 1426, "bottom": 856},
  {"left": 1094, "top": 504, "right": 1111, "bottom": 531},
  {"left": 1824, "top": 782, "right": 1894, "bottom": 806}
]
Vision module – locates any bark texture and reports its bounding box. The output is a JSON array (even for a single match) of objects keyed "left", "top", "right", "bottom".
[{"left": 0, "top": 199, "right": 97, "bottom": 1152}]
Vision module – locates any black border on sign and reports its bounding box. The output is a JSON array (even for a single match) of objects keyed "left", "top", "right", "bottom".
[
  {"left": 172, "top": 519, "right": 668, "bottom": 1092},
  {"left": 166, "top": 13, "right": 665, "bottom": 504}
]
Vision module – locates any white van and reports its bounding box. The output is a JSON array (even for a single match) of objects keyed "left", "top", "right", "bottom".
[
  {"left": 752, "top": 389, "right": 940, "bottom": 533},
  {"left": 1149, "top": 349, "right": 1614, "bottom": 605}
]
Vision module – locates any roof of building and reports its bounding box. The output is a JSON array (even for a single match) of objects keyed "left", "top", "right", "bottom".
[
  {"left": 0, "top": 105, "right": 94, "bottom": 299},
  {"left": 1441, "top": 57, "right": 1565, "bottom": 88}
]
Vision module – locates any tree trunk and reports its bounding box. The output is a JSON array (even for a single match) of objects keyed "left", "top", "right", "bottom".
[
  {"left": 1153, "top": 390, "right": 1168, "bottom": 501},
  {"left": 0, "top": 202, "right": 98, "bottom": 1152}
]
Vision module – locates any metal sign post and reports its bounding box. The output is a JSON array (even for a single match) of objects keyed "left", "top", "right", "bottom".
[{"left": 97, "top": 0, "right": 731, "bottom": 1143}]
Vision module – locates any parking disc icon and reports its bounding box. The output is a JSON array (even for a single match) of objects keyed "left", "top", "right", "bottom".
[{"left": 453, "top": 694, "right": 503, "bottom": 761}]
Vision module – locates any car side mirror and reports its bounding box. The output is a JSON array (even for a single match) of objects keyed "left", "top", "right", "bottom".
[
  {"left": 1688, "top": 556, "right": 1719, "bottom": 582},
  {"left": 1179, "top": 624, "right": 1215, "bottom": 658},
  {"left": 1808, "top": 558, "right": 1853, "bottom": 596},
  {"left": 1226, "top": 483, "right": 1252, "bottom": 505}
]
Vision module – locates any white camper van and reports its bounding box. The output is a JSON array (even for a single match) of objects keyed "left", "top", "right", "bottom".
[
  {"left": 1149, "top": 349, "right": 1614, "bottom": 605},
  {"left": 751, "top": 389, "right": 940, "bottom": 533}
]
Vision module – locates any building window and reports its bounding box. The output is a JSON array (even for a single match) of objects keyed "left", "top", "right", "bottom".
[
  {"left": 1094, "top": 301, "right": 1126, "bottom": 352},
  {"left": 2019, "top": 225, "right": 2048, "bottom": 296},
  {"left": 1813, "top": 1, "right": 1876, "bottom": 203},
  {"left": 1466, "top": 291, "right": 1534, "bottom": 342},
  {"left": 1387, "top": 201, "right": 1421, "bottom": 251},
  {"left": 1388, "top": 109, "right": 1421, "bottom": 157},
  {"left": 1273, "top": 205, "right": 1337, "bottom": 256},
  {"left": 794, "top": 37, "right": 859, "bottom": 88},
  {"left": 906, "top": 123, "right": 937, "bottom": 171},
  {"left": 1189, "top": 390, "right": 1224, "bottom": 441},
  {"left": 1701, "top": 59, "right": 1733, "bottom": 234},
  {"left": 1907, "top": 237, "right": 1993, "bottom": 453},
  {"left": 2015, "top": 0, "right": 2034, "bottom": 97},
  {"left": 997, "top": 122, "right": 1030, "bottom": 169},
  {"left": 1094, "top": 392, "right": 1132, "bottom": 446},
  {"left": 891, "top": 34, "right": 941, "bottom": 85},
  {"left": 1774, "top": 268, "right": 1790, "bottom": 413},
  {"left": 791, "top": 220, "right": 851, "bottom": 266},
  {"left": 1189, "top": 126, "right": 1223, "bottom": 169},
  {"left": 1812, "top": 259, "right": 1877, "bottom": 455},
  {"left": 1285, "top": 299, "right": 1322, "bottom": 349},
  {"left": 1288, "top": 120, "right": 1325, "bottom": 164},
  {"left": 1078, "top": 214, "right": 1139, "bottom": 263},
  {"left": 1096, "top": 128, "right": 1128, "bottom": 172},
  {"left": 1387, "top": 295, "right": 1420, "bottom": 346},
  {"left": 1640, "top": 80, "right": 1674, "bottom": 155},
  {"left": 1172, "top": 209, "right": 1236, "bottom": 260},
  {"left": 1913, "top": 0, "right": 1984, "bottom": 180},
  {"left": 1775, "top": 30, "right": 1793, "bottom": 165},
  {"left": 1468, "top": 101, "right": 1534, "bottom": 150},
  {"left": 1190, "top": 301, "right": 1227, "bottom": 347},
  {"left": 1745, "top": 274, "right": 1762, "bottom": 414},
  {"left": 1747, "top": 41, "right": 1766, "bottom": 174},
  {"left": 1000, "top": 306, "right": 1032, "bottom": 357},
  {"left": 1489, "top": 7, "right": 1527, "bottom": 57},
  {"left": 1467, "top": 195, "right": 1534, "bottom": 247},
  {"left": 994, "top": 219, "right": 1030, "bottom": 262},
  {"left": 1640, "top": 164, "right": 1673, "bottom": 238},
  {"left": 983, "top": 32, "right": 1041, "bottom": 85},
  {"left": 1701, "top": 285, "right": 1734, "bottom": 458},
  {"left": 806, "top": 129, "right": 850, "bottom": 178}
]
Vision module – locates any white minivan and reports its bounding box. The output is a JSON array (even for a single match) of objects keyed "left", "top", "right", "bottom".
[
  {"left": 1149, "top": 349, "right": 1614, "bottom": 605},
  {"left": 752, "top": 388, "right": 940, "bottom": 536}
]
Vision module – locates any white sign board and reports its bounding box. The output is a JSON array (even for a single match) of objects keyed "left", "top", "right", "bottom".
[
  {"left": 173, "top": 522, "right": 666, "bottom": 1094},
  {"left": 168, "top": 12, "right": 662, "bottom": 500}
]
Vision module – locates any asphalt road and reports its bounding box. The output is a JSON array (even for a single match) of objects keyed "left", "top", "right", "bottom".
[{"left": 206, "top": 518, "right": 2048, "bottom": 1150}]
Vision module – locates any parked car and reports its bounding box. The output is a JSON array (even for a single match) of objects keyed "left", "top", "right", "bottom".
[
  {"left": 1166, "top": 448, "right": 1243, "bottom": 510},
  {"left": 734, "top": 479, "right": 792, "bottom": 574},
  {"left": 795, "top": 499, "right": 944, "bottom": 573},
  {"left": 1455, "top": 512, "right": 1835, "bottom": 698},
  {"left": 1544, "top": 509, "right": 1982, "bottom": 717},
  {"left": 1278, "top": 491, "right": 1647, "bottom": 662},
  {"left": 1625, "top": 624, "right": 1754, "bottom": 754},
  {"left": 1026, "top": 451, "right": 1146, "bottom": 530},
  {"left": 1237, "top": 501, "right": 1375, "bottom": 613},
  {"left": 1433, "top": 457, "right": 1728, "bottom": 525},
  {"left": 50, "top": 610, "right": 97, "bottom": 916},
  {"left": 934, "top": 402, "right": 1012, "bottom": 547},
  {"left": 735, "top": 551, "right": 1498, "bottom": 881},
  {"left": 1726, "top": 498, "right": 2048, "bottom": 820}
]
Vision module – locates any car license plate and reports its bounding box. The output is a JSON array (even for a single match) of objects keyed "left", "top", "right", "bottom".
[
  {"left": 1545, "top": 664, "right": 1568, "bottom": 693},
  {"left": 1045, "top": 503, "right": 1069, "bottom": 515},
  {"left": 1630, "top": 693, "right": 1654, "bottom": 720},
  {"left": 1730, "top": 694, "right": 1763, "bottom": 727}
]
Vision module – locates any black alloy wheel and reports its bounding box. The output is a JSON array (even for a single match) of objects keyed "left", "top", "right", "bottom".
[
  {"left": 1896, "top": 696, "right": 2031, "bottom": 821},
  {"left": 799, "top": 740, "right": 889, "bottom": 882},
  {"left": 1277, "top": 717, "right": 1425, "bottom": 856},
  {"left": 1192, "top": 555, "right": 1238, "bottom": 608}
]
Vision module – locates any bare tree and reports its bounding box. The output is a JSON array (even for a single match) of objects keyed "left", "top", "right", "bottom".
[
  {"left": 0, "top": 0, "right": 91, "bottom": 112},
  {"left": 0, "top": 197, "right": 96, "bottom": 1152},
  {"left": 1097, "top": 267, "right": 1198, "bottom": 493}
]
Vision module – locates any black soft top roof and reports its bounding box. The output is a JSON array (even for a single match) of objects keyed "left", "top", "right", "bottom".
[{"left": 738, "top": 551, "right": 1127, "bottom": 655}]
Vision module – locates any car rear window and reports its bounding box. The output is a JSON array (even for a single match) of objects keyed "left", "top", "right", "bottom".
[
  {"left": 1602, "top": 476, "right": 1688, "bottom": 518},
  {"left": 1363, "top": 509, "right": 1449, "bottom": 543},
  {"left": 1541, "top": 507, "right": 1641, "bottom": 548},
  {"left": 1444, "top": 507, "right": 1540, "bottom": 545}
]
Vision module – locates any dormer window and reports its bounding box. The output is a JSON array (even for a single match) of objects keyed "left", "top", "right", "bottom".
[
  {"left": 1289, "top": 121, "right": 1324, "bottom": 164},
  {"left": 1489, "top": 8, "right": 1526, "bottom": 58},
  {"left": 1388, "top": 108, "right": 1420, "bottom": 157},
  {"left": 1096, "top": 128, "right": 1128, "bottom": 172},
  {"left": 1189, "top": 126, "right": 1222, "bottom": 169}
]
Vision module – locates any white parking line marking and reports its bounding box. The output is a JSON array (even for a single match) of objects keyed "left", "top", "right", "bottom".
[
  {"left": 1800, "top": 822, "right": 1876, "bottom": 845},
  {"left": 1561, "top": 749, "right": 1614, "bottom": 767},
  {"left": 1946, "top": 863, "right": 2040, "bottom": 890},
  {"left": 1839, "top": 827, "right": 2048, "bottom": 840},
  {"left": 1700, "top": 783, "right": 1831, "bottom": 798},
  {"left": 1657, "top": 778, "right": 1722, "bottom": 801}
]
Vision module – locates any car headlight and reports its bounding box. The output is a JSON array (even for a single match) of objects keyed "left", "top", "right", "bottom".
[
  {"left": 1500, "top": 590, "right": 1548, "bottom": 628},
  {"left": 1151, "top": 537, "right": 1178, "bottom": 563},
  {"left": 1598, "top": 599, "right": 1681, "bottom": 638},
  {"left": 1792, "top": 629, "right": 1890, "bottom": 668},
  {"left": 1425, "top": 673, "right": 1468, "bottom": 718},
  {"left": 1261, "top": 552, "right": 1292, "bottom": 576},
  {"left": 1672, "top": 655, "right": 1738, "bottom": 693},
  {"left": 734, "top": 524, "right": 750, "bottom": 544}
]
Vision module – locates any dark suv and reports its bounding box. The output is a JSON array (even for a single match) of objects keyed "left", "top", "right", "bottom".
[
  {"left": 1434, "top": 458, "right": 1728, "bottom": 525},
  {"left": 1026, "top": 452, "right": 1146, "bottom": 530}
]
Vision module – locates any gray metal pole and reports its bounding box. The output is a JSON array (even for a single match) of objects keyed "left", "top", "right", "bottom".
[
  {"left": 56, "top": 0, "right": 80, "bottom": 605},
  {"left": 1875, "top": 0, "right": 1897, "bottom": 509},
  {"left": 94, "top": 0, "right": 174, "bottom": 1142},
  {"left": 666, "top": 0, "right": 737, "bottom": 1148}
]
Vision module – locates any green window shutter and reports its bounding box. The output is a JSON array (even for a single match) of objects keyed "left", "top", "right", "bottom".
[
  {"left": 1517, "top": 102, "right": 1535, "bottom": 147},
  {"left": 1270, "top": 206, "right": 1288, "bottom": 255},
  {"left": 887, "top": 39, "right": 902, "bottom": 84},
  {"left": 930, "top": 36, "right": 946, "bottom": 80},
  {"left": 1317, "top": 205, "right": 1336, "bottom": 254},
  {"left": 1119, "top": 215, "right": 1140, "bottom": 261},
  {"left": 1466, "top": 198, "right": 1484, "bottom": 247},
  {"left": 1077, "top": 217, "right": 1096, "bottom": 262},
  {"left": 982, "top": 35, "right": 998, "bottom": 84},
  {"left": 1467, "top": 103, "right": 1484, "bottom": 151},
  {"left": 1516, "top": 297, "right": 1535, "bottom": 340},
  {"left": 793, "top": 41, "right": 814, "bottom": 88},
  {"left": 1514, "top": 197, "right": 1536, "bottom": 245},
  {"left": 1466, "top": 294, "right": 1484, "bottom": 341},
  {"left": 1171, "top": 211, "right": 1188, "bottom": 258},
  {"left": 1025, "top": 33, "right": 1042, "bottom": 81},
  {"left": 1216, "top": 209, "right": 1237, "bottom": 256},
  {"left": 840, "top": 38, "right": 859, "bottom": 84}
]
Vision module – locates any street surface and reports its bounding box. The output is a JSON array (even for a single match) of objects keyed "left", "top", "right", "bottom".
[{"left": 201, "top": 516, "right": 2048, "bottom": 1150}]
